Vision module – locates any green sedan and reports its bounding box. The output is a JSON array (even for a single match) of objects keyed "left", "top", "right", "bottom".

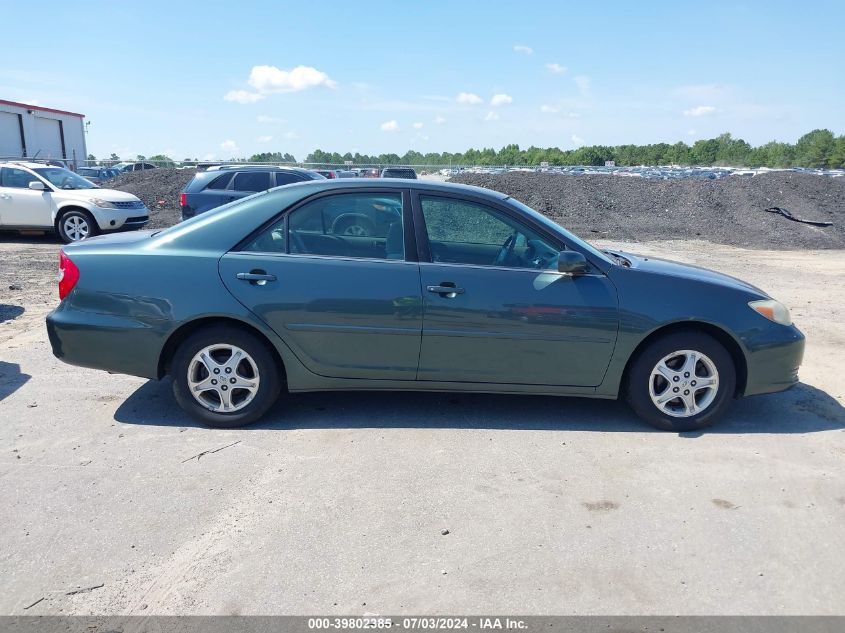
[{"left": 46, "top": 179, "right": 805, "bottom": 431}]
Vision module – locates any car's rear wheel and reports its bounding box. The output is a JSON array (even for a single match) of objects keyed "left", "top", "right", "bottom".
[
  {"left": 58, "top": 209, "right": 98, "bottom": 243},
  {"left": 625, "top": 331, "right": 736, "bottom": 431},
  {"left": 172, "top": 326, "right": 281, "bottom": 428}
]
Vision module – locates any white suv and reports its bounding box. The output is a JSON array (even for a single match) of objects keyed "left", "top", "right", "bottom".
[{"left": 0, "top": 161, "right": 149, "bottom": 243}]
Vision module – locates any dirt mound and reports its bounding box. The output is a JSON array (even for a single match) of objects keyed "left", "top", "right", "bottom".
[
  {"left": 105, "top": 168, "right": 195, "bottom": 228},
  {"left": 449, "top": 172, "right": 845, "bottom": 249}
]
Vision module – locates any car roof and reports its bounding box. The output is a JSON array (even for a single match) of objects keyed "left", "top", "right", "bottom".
[
  {"left": 206, "top": 164, "right": 315, "bottom": 173},
  {"left": 0, "top": 161, "right": 48, "bottom": 170},
  {"left": 269, "top": 177, "right": 509, "bottom": 199}
]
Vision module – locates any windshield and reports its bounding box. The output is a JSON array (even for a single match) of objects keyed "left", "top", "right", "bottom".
[
  {"left": 506, "top": 197, "right": 614, "bottom": 266},
  {"left": 34, "top": 168, "right": 98, "bottom": 190}
]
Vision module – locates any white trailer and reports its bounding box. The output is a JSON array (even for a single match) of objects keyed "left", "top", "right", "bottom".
[{"left": 0, "top": 99, "right": 87, "bottom": 169}]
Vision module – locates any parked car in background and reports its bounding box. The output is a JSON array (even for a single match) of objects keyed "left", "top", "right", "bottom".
[
  {"left": 0, "top": 161, "right": 148, "bottom": 242},
  {"left": 77, "top": 167, "right": 115, "bottom": 185},
  {"left": 179, "top": 165, "right": 325, "bottom": 220},
  {"left": 47, "top": 179, "right": 803, "bottom": 431},
  {"left": 315, "top": 169, "right": 338, "bottom": 179},
  {"left": 359, "top": 168, "right": 380, "bottom": 178},
  {"left": 381, "top": 167, "right": 418, "bottom": 179},
  {"left": 113, "top": 162, "right": 157, "bottom": 173}
]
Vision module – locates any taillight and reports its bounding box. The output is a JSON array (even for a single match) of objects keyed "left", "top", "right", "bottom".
[
  {"left": 179, "top": 192, "right": 187, "bottom": 207},
  {"left": 59, "top": 251, "right": 80, "bottom": 300}
]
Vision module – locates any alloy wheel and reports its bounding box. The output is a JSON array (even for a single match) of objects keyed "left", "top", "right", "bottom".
[
  {"left": 648, "top": 349, "right": 719, "bottom": 418},
  {"left": 187, "top": 344, "right": 261, "bottom": 412},
  {"left": 63, "top": 215, "right": 90, "bottom": 241}
]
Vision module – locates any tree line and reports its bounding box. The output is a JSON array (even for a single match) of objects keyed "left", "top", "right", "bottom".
[
  {"left": 88, "top": 129, "right": 845, "bottom": 169},
  {"left": 301, "top": 130, "right": 844, "bottom": 168}
]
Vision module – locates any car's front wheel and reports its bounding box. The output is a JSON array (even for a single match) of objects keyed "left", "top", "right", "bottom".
[
  {"left": 171, "top": 326, "right": 281, "bottom": 428},
  {"left": 625, "top": 331, "right": 736, "bottom": 431},
  {"left": 57, "top": 209, "right": 98, "bottom": 243}
]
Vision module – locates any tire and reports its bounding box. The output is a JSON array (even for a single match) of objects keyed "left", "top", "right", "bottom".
[
  {"left": 57, "top": 209, "right": 98, "bottom": 243},
  {"left": 171, "top": 326, "right": 282, "bottom": 428},
  {"left": 625, "top": 331, "right": 736, "bottom": 432}
]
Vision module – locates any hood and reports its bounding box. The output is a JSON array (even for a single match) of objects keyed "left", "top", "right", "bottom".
[
  {"left": 612, "top": 250, "right": 768, "bottom": 296},
  {"left": 59, "top": 188, "right": 144, "bottom": 204}
]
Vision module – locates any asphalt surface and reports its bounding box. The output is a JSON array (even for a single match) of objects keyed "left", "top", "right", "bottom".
[{"left": 1, "top": 239, "right": 844, "bottom": 615}]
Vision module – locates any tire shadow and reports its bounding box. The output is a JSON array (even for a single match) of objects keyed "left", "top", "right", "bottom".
[{"left": 113, "top": 379, "right": 844, "bottom": 434}]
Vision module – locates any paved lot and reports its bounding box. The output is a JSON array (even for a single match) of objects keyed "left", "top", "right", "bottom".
[{"left": 1, "top": 239, "right": 843, "bottom": 615}]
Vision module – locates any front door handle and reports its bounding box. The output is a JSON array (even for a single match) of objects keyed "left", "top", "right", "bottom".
[
  {"left": 237, "top": 271, "right": 277, "bottom": 285},
  {"left": 427, "top": 284, "right": 465, "bottom": 297}
]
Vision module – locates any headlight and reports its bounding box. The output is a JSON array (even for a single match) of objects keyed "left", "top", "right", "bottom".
[
  {"left": 88, "top": 198, "right": 116, "bottom": 209},
  {"left": 749, "top": 299, "right": 792, "bottom": 325}
]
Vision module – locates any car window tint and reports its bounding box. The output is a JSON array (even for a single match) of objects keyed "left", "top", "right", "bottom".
[
  {"left": 205, "top": 173, "right": 234, "bottom": 190},
  {"left": 232, "top": 171, "right": 271, "bottom": 192},
  {"left": 0, "top": 167, "right": 36, "bottom": 189},
  {"left": 274, "top": 172, "right": 302, "bottom": 186},
  {"left": 242, "top": 192, "right": 404, "bottom": 261},
  {"left": 420, "top": 195, "right": 559, "bottom": 270}
]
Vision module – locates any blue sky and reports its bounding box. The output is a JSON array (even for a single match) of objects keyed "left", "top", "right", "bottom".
[{"left": 3, "top": 0, "right": 843, "bottom": 161}]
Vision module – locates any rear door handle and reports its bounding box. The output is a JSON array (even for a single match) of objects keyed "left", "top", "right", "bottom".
[
  {"left": 237, "top": 271, "right": 277, "bottom": 284},
  {"left": 427, "top": 284, "right": 465, "bottom": 297}
]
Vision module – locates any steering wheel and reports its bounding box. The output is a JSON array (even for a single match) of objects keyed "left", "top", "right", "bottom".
[{"left": 493, "top": 231, "right": 517, "bottom": 266}]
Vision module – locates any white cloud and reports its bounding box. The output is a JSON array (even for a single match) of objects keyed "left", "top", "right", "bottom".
[
  {"left": 484, "top": 111, "right": 499, "bottom": 121},
  {"left": 412, "top": 122, "right": 424, "bottom": 129},
  {"left": 248, "top": 64, "right": 336, "bottom": 93},
  {"left": 223, "top": 90, "right": 264, "bottom": 104},
  {"left": 220, "top": 140, "right": 239, "bottom": 153},
  {"left": 571, "top": 134, "right": 585, "bottom": 147},
  {"left": 257, "top": 114, "right": 284, "bottom": 123},
  {"left": 513, "top": 45, "right": 533, "bottom": 55},
  {"left": 545, "top": 63, "right": 567, "bottom": 75},
  {"left": 434, "top": 116, "right": 446, "bottom": 124},
  {"left": 283, "top": 131, "right": 299, "bottom": 139},
  {"left": 380, "top": 120, "right": 400, "bottom": 132},
  {"left": 683, "top": 105, "right": 717, "bottom": 117},
  {"left": 257, "top": 135, "right": 273, "bottom": 143},
  {"left": 490, "top": 93, "right": 513, "bottom": 106},
  {"left": 540, "top": 104, "right": 559, "bottom": 113},
  {"left": 456, "top": 92, "right": 483, "bottom": 105},
  {"left": 574, "top": 75, "right": 591, "bottom": 95}
]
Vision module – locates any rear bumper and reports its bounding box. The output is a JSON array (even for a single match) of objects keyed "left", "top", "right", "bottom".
[
  {"left": 743, "top": 325, "right": 805, "bottom": 396},
  {"left": 46, "top": 304, "right": 163, "bottom": 379}
]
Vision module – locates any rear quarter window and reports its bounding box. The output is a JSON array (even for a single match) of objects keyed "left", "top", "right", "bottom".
[{"left": 204, "top": 173, "right": 234, "bottom": 190}]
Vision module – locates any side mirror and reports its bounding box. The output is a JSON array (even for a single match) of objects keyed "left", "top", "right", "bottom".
[
  {"left": 28, "top": 181, "right": 47, "bottom": 191},
  {"left": 557, "top": 250, "right": 588, "bottom": 275}
]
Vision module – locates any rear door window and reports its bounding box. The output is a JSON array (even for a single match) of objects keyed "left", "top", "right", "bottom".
[{"left": 232, "top": 171, "right": 271, "bottom": 193}]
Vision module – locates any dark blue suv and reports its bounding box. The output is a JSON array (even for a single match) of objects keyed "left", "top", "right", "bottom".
[{"left": 179, "top": 166, "right": 324, "bottom": 220}]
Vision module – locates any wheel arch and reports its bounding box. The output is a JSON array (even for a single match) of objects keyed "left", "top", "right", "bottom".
[
  {"left": 54, "top": 204, "right": 95, "bottom": 228},
  {"left": 158, "top": 316, "right": 287, "bottom": 382},
  {"left": 621, "top": 321, "right": 748, "bottom": 398}
]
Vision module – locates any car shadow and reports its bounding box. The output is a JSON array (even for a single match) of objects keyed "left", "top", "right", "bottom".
[
  {"left": 113, "top": 380, "right": 844, "bottom": 434},
  {"left": 0, "top": 361, "right": 31, "bottom": 401},
  {"left": 0, "top": 232, "right": 58, "bottom": 245},
  {"left": 0, "top": 304, "right": 25, "bottom": 323}
]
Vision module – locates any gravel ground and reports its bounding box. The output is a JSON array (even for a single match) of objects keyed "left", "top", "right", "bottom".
[
  {"left": 105, "top": 169, "right": 195, "bottom": 228},
  {"left": 450, "top": 172, "right": 845, "bottom": 249},
  {"left": 102, "top": 169, "right": 845, "bottom": 249}
]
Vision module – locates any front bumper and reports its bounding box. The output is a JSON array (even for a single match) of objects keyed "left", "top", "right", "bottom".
[
  {"left": 90, "top": 206, "right": 150, "bottom": 231},
  {"left": 743, "top": 325, "right": 805, "bottom": 396}
]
